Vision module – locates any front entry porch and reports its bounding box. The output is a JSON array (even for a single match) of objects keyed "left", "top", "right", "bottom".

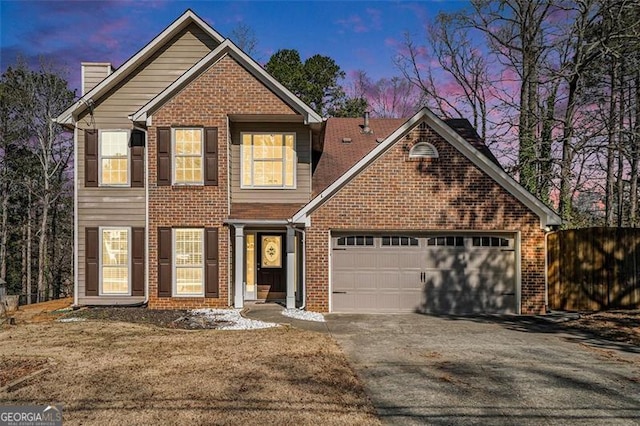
[{"left": 231, "top": 223, "right": 300, "bottom": 309}]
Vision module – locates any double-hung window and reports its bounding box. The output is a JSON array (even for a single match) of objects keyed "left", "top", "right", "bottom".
[
  {"left": 241, "top": 133, "right": 295, "bottom": 188},
  {"left": 100, "top": 130, "right": 129, "bottom": 186},
  {"left": 173, "top": 128, "right": 203, "bottom": 184},
  {"left": 100, "top": 228, "right": 130, "bottom": 294},
  {"left": 173, "top": 228, "right": 204, "bottom": 296}
]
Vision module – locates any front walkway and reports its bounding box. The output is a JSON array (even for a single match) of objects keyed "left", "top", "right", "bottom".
[{"left": 241, "top": 302, "right": 329, "bottom": 333}]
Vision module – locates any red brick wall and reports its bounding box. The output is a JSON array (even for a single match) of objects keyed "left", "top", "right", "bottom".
[
  {"left": 147, "top": 55, "right": 298, "bottom": 309},
  {"left": 306, "top": 124, "right": 547, "bottom": 314}
]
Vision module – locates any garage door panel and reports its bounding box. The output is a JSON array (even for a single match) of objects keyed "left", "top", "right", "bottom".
[
  {"left": 423, "top": 289, "right": 515, "bottom": 314},
  {"left": 424, "top": 270, "right": 467, "bottom": 291},
  {"left": 467, "top": 251, "right": 515, "bottom": 269},
  {"left": 333, "top": 271, "right": 357, "bottom": 291},
  {"left": 464, "top": 272, "right": 514, "bottom": 293},
  {"left": 425, "top": 249, "right": 466, "bottom": 269},
  {"left": 331, "top": 234, "right": 517, "bottom": 314}
]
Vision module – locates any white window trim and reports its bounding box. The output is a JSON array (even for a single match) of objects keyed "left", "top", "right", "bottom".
[
  {"left": 172, "top": 228, "right": 205, "bottom": 297},
  {"left": 240, "top": 132, "right": 297, "bottom": 189},
  {"left": 98, "top": 129, "right": 131, "bottom": 187},
  {"left": 98, "top": 226, "right": 131, "bottom": 296},
  {"left": 172, "top": 128, "right": 204, "bottom": 185}
]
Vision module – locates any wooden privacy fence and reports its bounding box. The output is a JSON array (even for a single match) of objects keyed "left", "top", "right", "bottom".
[{"left": 548, "top": 227, "right": 640, "bottom": 311}]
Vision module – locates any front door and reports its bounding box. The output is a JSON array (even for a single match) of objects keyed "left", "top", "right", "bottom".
[{"left": 256, "top": 233, "right": 286, "bottom": 300}]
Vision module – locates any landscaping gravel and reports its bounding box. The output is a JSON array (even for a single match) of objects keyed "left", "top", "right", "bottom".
[{"left": 281, "top": 308, "right": 326, "bottom": 322}]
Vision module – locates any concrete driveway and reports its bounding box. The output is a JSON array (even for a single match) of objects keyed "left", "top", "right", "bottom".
[{"left": 325, "top": 314, "right": 640, "bottom": 425}]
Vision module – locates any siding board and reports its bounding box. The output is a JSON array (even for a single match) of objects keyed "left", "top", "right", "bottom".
[{"left": 76, "top": 23, "right": 218, "bottom": 305}]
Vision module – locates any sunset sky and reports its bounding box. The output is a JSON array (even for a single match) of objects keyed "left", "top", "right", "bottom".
[{"left": 0, "top": 0, "right": 468, "bottom": 95}]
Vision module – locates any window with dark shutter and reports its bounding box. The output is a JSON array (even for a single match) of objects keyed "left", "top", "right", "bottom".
[
  {"left": 205, "top": 228, "right": 219, "bottom": 297},
  {"left": 130, "top": 130, "right": 145, "bottom": 187},
  {"left": 157, "top": 127, "right": 171, "bottom": 186},
  {"left": 85, "top": 227, "right": 99, "bottom": 296},
  {"left": 85, "top": 130, "right": 98, "bottom": 187},
  {"left": 204, "top": 127, "right": 218, "bottom": 186},
  {"left": 131, "top": 227, "right": 145, "bottom": 296},
  {"left": 158, "top": 227, "right": 172, "bottom": 297}
]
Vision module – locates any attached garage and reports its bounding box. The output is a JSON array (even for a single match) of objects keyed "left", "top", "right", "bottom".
[{"left": 331, "top": 233, "right": 518, "bottom": 314}]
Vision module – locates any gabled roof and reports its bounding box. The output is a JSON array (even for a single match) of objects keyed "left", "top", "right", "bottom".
[
  {"left": 131, "top": 39, "right": 323, "bottom": 125},
  {"left": 313, "top": 117, "right": 502, "bottom": 197},
  {"left": 55, "top": 9, "right": 224, "bottom": 125},
  {"left": 294, "top": 108, "right": 562, "bottom": 228}
]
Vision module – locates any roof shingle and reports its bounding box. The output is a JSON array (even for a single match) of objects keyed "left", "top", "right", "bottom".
[{"left": 312, "top": 116, "right": 501, "bottom": 196}]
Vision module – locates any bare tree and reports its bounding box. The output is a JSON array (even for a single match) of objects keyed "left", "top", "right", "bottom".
[
  {"left": 1, "top": 59, "right": 74, "bottom": 301},
  {"left": 350, "top": 70, "right": 419, "bottom": 118},
  {"left": 230, "top": 23, "right": 258, "bottom": 57}
]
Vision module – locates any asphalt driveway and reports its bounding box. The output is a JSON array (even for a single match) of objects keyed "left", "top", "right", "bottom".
[{"left": 325, "top": 314, "right": 640, "bottom": 425}]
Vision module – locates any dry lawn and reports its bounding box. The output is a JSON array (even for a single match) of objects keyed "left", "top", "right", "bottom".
[
  {"left": 565, "top": 310, "right": 640, "bottom": 346},
  {"left": 0, "top": 319, "right": 379, "bottom": 425}
]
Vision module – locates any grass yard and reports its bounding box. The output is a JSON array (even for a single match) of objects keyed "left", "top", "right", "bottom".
[{"left": 0, "top": 314, "right": 379, "bottom": 425}]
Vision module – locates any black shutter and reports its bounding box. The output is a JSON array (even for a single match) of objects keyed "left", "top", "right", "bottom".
[
  {"left": 130, "top": 130, "right": 145, "bottom": 188},
  {"left": 158, "top": 227, "right": 172, "bottom": 297},
  {"left": 204, "top": 127, "right": 218, "bottom": 186},
  {"left": 85, "top": 227, "right": 99, "bottom": 296},
  {"left": 85, "top": 130, "right": 98, "bottom": 187},
  {"left": 205, "top": 228, "right": 219, "bottom": 297},
  {"left": 157, "top": 127, "right": 171, "bottom": 186},
  {"left": 131, "top": 227, "right": 145, "bottom": 296}
]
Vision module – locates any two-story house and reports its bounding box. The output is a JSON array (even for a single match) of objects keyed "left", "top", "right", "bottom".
[{"left": 56, "top": 10, "right": 561, "bottom": 315}]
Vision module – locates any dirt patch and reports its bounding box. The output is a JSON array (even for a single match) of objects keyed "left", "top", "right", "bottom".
[
  {"left": 6, "top": 298, "right": 73, "bottom": 324},
  {"left": 0, "top": 356, "right": 49, "bottom": 388},
  {"left": 0, "top": 320, "right": 379, "bottom": 425},
  {"left": 564, "top": 310, "right": 640, "bottom": 346}
]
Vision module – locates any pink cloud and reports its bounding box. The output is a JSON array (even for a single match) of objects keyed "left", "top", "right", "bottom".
[
  {"left": 384, "top": 37, "right": 399, "bottom": 47},
  {"left": 336, "top": 14, "right": 369, "bottom": 33},
  {"left": 336, "top": 9, "right": 383, "bottom": 34},
  {"left": 89, "top": 18, "right": 130, "bottom": 51}
]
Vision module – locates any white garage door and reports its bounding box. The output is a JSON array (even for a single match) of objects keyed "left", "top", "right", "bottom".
[{"left": 331, "top": 234, "right": 517, "bottom": 314}]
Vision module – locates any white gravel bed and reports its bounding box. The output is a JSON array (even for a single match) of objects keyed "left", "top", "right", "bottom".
[
  {"left": 57, "top": 317, "right": 87, "bottom": 323},
  {"left": 191, "top": 308, "right": 278, "bottom": 330},
  {"left": 281, "top": 308, "right": 326, "bottom": 322}
]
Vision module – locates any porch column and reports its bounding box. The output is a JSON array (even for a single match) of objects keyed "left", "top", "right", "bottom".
[
  {"left": 234, "top": 225, "right": 244, "bottom": 309},
  {"left": 286, "top": 225, "right": 296, "bottom": 309}
]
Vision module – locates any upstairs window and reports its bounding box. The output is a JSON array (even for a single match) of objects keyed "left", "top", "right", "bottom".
[
  {"left": 241, "top": 133, "right": 296, "bottom": 188},
  {"left": 100, "top": 130, "right": 129, "bottom": 186},
  {"left": 173, "top": 128, "right": 203, "bottom": 184}
]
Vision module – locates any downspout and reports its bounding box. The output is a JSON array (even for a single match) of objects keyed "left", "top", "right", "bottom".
[
  {"left": 133, "top": 124, "right": 150, "bottom": 307},
  {"left": 227, "top": 115, "right": 232, "bottom": 308},
  {"left": 73, "top": 122, "right": 79, "bottom": 307},
  {"left": 544, "top": 228, "right": 551, "bottom": 314}
]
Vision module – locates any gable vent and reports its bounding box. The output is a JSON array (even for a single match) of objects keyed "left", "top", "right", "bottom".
[{"left": 409, "top": 142, "right": 439, "bottom": 159}]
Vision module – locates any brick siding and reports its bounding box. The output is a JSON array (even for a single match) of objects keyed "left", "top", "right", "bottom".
[
  {"left": 305, "top": 124, "right": 547, "bottom": 314},
  {"left": 147, "top": 54, "right": 297, "bottom": 310}
]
